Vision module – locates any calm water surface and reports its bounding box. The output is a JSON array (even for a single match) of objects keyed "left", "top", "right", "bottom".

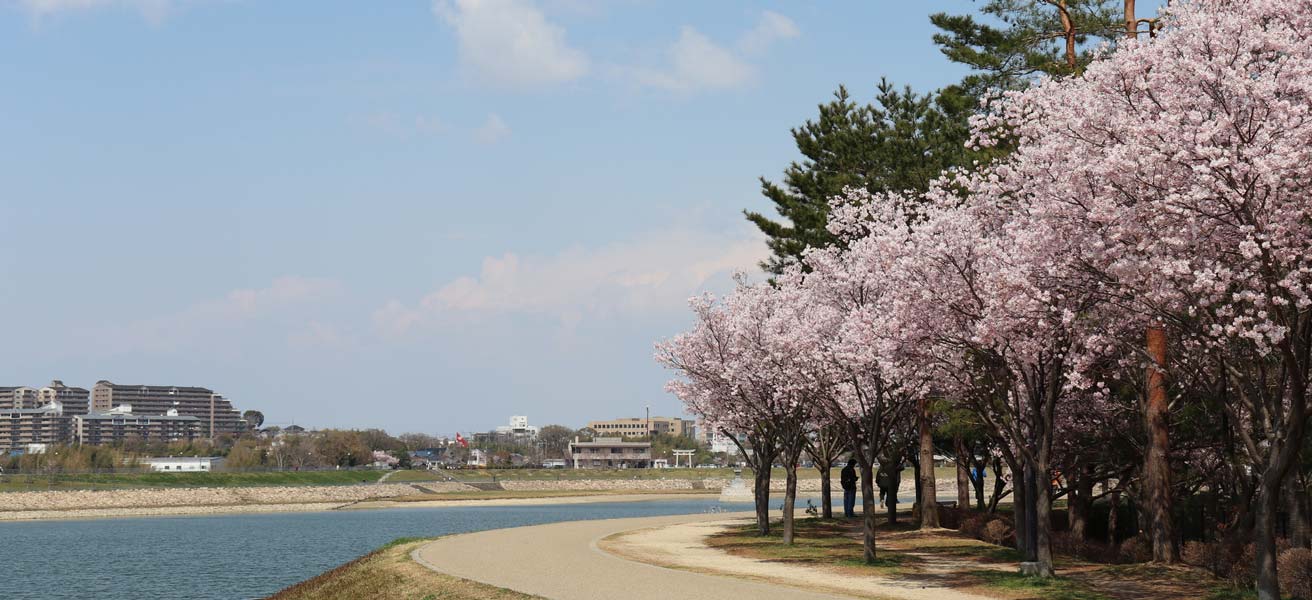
[{"left": 1, "top": 497, "right": 754, "bottom": 600}]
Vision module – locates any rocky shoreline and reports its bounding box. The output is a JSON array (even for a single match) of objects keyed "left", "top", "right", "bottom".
[{"left": 0, "top": 476, "right": 960, "bottom": 522}]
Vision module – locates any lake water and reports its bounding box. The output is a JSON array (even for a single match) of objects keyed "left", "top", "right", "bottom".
[{"left": 1, "top": 497, "right": 757, "bottom": 600}]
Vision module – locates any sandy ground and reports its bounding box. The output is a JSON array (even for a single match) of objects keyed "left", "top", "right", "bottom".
[
  {"left": 602, "top": 519, "right": 997, "bottom": 600},
  {"left": 413, "top": 511, "right": 856, "bottom": 600}
]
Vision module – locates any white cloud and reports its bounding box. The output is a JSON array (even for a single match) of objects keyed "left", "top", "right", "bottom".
[
  {"left": 628, "top": 12, "right": 798, "bottom": 93},
  {"left": 737, "top": 10, "right": 799, "bottom": 55},
  {"left": 373, "top": 228, "right": 767, "bottom": 335},
  {"left": 631, "top": 27, "right": 753, "bottom": 93},
  {"left": 90, "top": 276, "right": 342, "bottom": 354},
  {"left": 434, "top": 0, "right": 589, "bottom": 89},
  {"left": 473, "top": 113, "right": 510, "bottom": 144},
  {"left": 18, "top": 0, "right": 174, "bottom": 23}
]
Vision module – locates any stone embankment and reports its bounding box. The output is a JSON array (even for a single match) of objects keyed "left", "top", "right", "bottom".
[{"left": 0, "top": 483, "right": 426, "bottom": 514}]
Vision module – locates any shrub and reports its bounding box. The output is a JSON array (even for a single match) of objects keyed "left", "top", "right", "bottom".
[
  {"left": 1117, "top": 534, "right": 1152, "bottom": 564},
  {"left": 984, "top": 519, "right": 1014, "bottom": 546},
  {"left": 960, "top": 514, "right": 989, "bottom": 539},
  {"left": 1182, "top": 540, "right": 1229, "bottom": 576},
  {"left": 1051, "top": 531, "right": 1115, "bottom": 563},
  {"left": 1229, "top": 543, "right": 1258, "bottom": 589},
  {"left": 938, "top": 506, "right": 964, "bottom": 530},
  {"left": 1278, "top": 548, "right": 1312, "bottom": 600}
]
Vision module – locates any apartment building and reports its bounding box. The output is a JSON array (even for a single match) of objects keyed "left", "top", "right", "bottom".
[
  {"left": 92, "top": 381, "right": 244, "bottom": 438},
  {"left": 586, "top": 416, "right": 695, "bottom": 439},
  {"left": 74, "top": 405, "right": 202, "bottom": 446},
  {"left": 568, "top": 437, "right": 651, "bottom": 469},
  {"left": 0, "top": 382, "right": 91, "bottom": 450},
  {"left": 0, "top": 404, "right": 74, "bottom": 451}
]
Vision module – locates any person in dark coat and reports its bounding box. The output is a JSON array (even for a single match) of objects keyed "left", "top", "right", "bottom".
[{"left": 840, "top": 458, "right": 859, "bottom": 518}]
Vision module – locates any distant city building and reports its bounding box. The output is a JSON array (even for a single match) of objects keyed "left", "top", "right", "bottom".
[
  {"left": 141, "top": 456, "right": 224, "bottom": 472},
  {"left": 0, "top": 403, "right": 74, "bottom": 451},
  {"left": 494, "top": 415, "right": 539, "bottom": 439},
  {"left": 92, "top": 381, "right": 245, "bottom": 438},
  {"left": 568, "top": 437, "right": 651, "bottom": 469},
  {"left": 587, "top": 416, "right": 695, "bottom": 439},
  {"left": 707, "top": 431, "right": 739, "bottom": 454},
  {"left": 0, "top": 382, "right": 90, "bottom": 450},
  {"left": 74, "top": 405, "right": 203, "bottom": 446},
  {"left": 467, "top": 448, "right": 489, "bottom": 467}
]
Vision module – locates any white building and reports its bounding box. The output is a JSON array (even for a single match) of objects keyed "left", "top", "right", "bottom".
[
  {"left": 141, "top": 456, "right": 224, "bottom": 472},
  {"left": 467, "top": 448, "right": 489, "bottom": 467},
  {"left": 708, "top": 431, "right": 739, "bottom": 454},
  {"left": 494, "top": 415, "right": 539, "bottom": 439}
]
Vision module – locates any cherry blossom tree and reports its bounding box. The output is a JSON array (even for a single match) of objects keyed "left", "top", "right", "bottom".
[
  {"left": 657, "top": 283, "right": 812, "bottom": 542},
  {"left": 968, "top": 0, "right": 1312, "bottom": 594}
]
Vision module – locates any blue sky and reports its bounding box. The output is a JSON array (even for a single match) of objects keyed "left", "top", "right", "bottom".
[{"left": 1, "top": 0, "right": 1005, "bottom": 434}]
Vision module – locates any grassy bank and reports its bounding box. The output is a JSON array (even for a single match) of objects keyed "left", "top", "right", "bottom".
[
  {"left": 707, "top": 516, "right": 1240, "bottom": 600},
  {"left": 266, "top": 538, "right": 538, "bottom": 600},
  {"left": 0, "top": 470, "right": 384, "bottom": 492}
]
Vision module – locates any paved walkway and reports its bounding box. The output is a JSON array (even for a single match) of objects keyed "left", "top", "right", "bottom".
[{"left": 412, "top": 511, "right": 858, "bottom": 600}]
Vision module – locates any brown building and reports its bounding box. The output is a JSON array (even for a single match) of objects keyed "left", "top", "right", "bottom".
[
  {"left": 74, "top": 406, "right": 202, "bottom": 446},
  {"left": 586, "top": 416, "right": 695, "bottom": 439},
  {"left": 92, "top": 381, "right": 244, "bottom": 438},
  {"left": 568, "top": 437, "right": 651, "bottom": 469}
]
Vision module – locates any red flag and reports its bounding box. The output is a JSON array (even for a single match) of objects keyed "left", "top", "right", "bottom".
[{"left": 455, "top": 432, "right": 469, "bottom": 448}]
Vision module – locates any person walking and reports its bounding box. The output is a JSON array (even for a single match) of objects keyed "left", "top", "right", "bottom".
[{"left": 840, "top": 458, "right": 858, "bottom": 518}]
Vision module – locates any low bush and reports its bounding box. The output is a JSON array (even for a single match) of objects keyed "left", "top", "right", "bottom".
[
  {"left": 960, "top": 513, "right": 989, "bottom": 539},
  {"left": 1116, "top": 534, "right": 1152, "bottom": 564},
  {"left": 984, "top": 519, "right": 1014, "bottom": 546},
  {"left": 1182, "top": 540, "right": 1229, "bottom": 576},
  {"left": 1278, "top": 547, "right": 1312, "bottom": 600}
]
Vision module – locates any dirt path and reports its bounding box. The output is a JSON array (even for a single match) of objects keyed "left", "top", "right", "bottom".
[
  {"left": 602, "top": 518, "right": 997, "bottom": 600},
  {"left": 412, "top": 512, "right": 858, "bottom": 600}
]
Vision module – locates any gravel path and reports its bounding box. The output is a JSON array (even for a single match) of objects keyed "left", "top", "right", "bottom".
[{"left": 412, "top": 511, "right": 858, "bottom": 600}]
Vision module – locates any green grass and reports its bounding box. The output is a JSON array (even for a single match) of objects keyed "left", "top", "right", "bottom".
[
  {"left": 0, "top": 470, "right": 384, "bottom": 492},
  {"left": 968, "top": 570, "right": 1111, "bottom": 600}
]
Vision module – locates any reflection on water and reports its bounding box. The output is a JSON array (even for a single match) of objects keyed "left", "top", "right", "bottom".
[{"left": 2, "top": 498, "right": 753, "bottom": 600}]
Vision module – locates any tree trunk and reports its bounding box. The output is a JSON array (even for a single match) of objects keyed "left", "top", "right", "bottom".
[
  {"left": 912, "top": 453, "right": 922, "bottom": 522},
  {"left": 1033, "top": 460, "right": 1056, "bottom": 577},
  {"left": 753, "top": 465, "right": 772, "bottom": 536},
  {"left": 1254, "top": 485, "right": 1282, "bottom": 600},
  {"left": 1125, "top": 0, "right": 1136, "bottom": 38},
  {"left": 819, "top": 465, "right": 833, "bottom": 519},
  {"left": 988, "top": 458, "right": 1008, "bottom": 513},
  {"left": 1287, "top": 473, "right": 1310, "bottom": 549},
  {"left": 1069, "top": 465, "right": 1093, "bottom": 541},
  {"left": 1108, "top": 489, "right": 1121, "bottom": 547},
  {"left": 919, "top": 396, "right": 940, "bottom": 528},
  {"left": 1144, "top": 326, "right": 1178, "bottom": 563},
  {"left": 956, "top": 434, "right": 972, "bottom": 511},
  {"left": 1014, "top": 461, "right": 1030, "bottom": 557},
  {"left": 861, "top": 461, "right": 878, "bottom": 563},
  {"left": 883, "top": 464, "right": 901, "bottom": 525},
  {"left": 783, "top": 462, "right": 799, "bottom": 545}
]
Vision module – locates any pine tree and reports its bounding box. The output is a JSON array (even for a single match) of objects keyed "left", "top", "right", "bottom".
[
  {"left": 745, "top": 81, "right": 977, "bottom": 274},
  {"left": 930, "top": 0, "right": 1123, "bottom": 96}
]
